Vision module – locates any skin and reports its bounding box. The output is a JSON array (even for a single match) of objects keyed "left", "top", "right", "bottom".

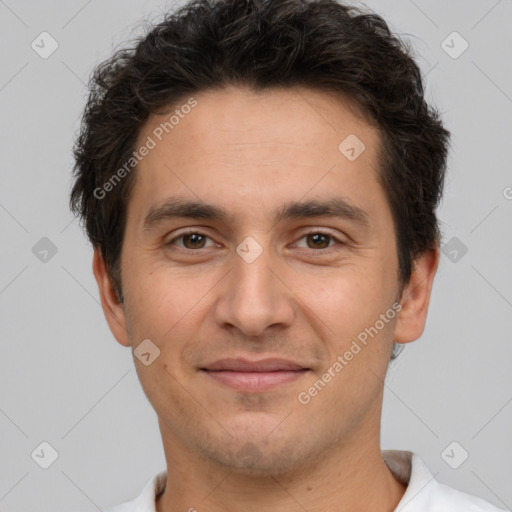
[{"left": 93, "top": 85, "right": 439, "bottom": 512}]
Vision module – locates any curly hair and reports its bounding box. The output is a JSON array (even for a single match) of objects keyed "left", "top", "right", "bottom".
[{"left": 70, "top": 0, "right": 450, "bottom": 361}]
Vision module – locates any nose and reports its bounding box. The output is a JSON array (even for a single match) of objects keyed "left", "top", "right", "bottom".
[{"left": 213, "top": 239, "right": 295, "bottom": 337}]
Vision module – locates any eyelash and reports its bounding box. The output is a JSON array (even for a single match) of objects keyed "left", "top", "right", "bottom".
[{"left": 166, "top": 229, "right": 344, "bottom": 255}]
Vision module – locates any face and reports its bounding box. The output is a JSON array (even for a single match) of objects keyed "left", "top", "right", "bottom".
[{"left": 94, "top": 85, "right": 437, "bottom": 478}]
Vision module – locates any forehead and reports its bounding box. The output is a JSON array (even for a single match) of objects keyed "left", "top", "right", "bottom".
[
  {"left": 140, "top": 85, "right": 378, "bottom": 155},
  {"left": 129, "top": 85, "right": 384, "bottom": 225}
]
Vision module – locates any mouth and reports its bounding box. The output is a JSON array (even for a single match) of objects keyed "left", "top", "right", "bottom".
[{"left": 199, "top": 357, "right": 311, "bottom": 392}]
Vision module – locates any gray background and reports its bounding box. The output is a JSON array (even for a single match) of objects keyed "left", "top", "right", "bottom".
[{"left": 0, "top": 0, "right": 511, "bottom": 510}]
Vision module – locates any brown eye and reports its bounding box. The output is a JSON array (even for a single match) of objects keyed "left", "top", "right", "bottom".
[
  {"left": 181, "top": 233, "right": 207, "bottom": 249},
  {"left": 305, "top": 233, "right": 332, "bottom": 249},
  {"left": 293, "top": 231, "right": 344, "bottom": 255},
  {"left": 168, "top": 231, "right": 215, "bottom": 250}
]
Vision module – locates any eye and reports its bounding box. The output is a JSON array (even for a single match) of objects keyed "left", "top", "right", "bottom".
[
  {"left": 293, "top": 231, "right": 343, "bottom": 254},
  {"left": 166, "top": 229, "right": 344, "bottom": 254},
  {"left": 167, "top": 230, "right": 217, "bottom": 250}
]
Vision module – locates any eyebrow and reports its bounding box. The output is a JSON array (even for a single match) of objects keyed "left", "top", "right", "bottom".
[{"left": 143, "top": 196, "right": 371, "bottom": 230}]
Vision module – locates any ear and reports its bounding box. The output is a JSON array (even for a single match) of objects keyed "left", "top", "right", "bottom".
[
  {"left": 394, "top": 247, "right": 439, "bottom": 344},
  {"left": 92, "top": 248, "right": 130, "bottom": 347}
]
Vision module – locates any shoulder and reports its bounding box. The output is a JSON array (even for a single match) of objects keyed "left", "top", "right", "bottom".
[
  {"left": 407, "top": 452, "right": 507, "bottom": 512},
  {"left": 384, "top": 450, "right": 508, "bottom": 512},
  {"left": 102, "top": 470, "right": 167, "bottom": 512},
  {"left": 427, "top": 479, "right": 508, "bottom": 512}
]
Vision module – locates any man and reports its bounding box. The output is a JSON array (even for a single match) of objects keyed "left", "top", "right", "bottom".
[{"left": 70, "top": 0, "right": 505, "bottom": 510}]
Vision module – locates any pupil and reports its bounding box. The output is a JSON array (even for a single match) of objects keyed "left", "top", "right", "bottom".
[
  {"left": 185, "top": 233, "right": 204, "bottom": 248},
  {"left": 309, "top": 233, "right": 329, "bottom": 249}
]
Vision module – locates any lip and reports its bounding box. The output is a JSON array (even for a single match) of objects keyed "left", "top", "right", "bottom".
[
  {"left": 202, "top": 369, "right": 309, "bottom": 392},
  {"left": 200, "top": 358, "right": 310, "bottom": 392},
  {"left": 201, "top": 357, "right": 308, "bottom": 372}
]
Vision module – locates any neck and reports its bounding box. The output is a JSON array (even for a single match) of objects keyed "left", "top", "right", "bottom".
[{"left": 155, "top": 417, "right": 406, "bottom": 512}]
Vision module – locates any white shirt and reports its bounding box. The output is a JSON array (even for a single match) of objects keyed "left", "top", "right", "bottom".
[{"left": 105, "top": 450, "right": 508, "bottom": 511}]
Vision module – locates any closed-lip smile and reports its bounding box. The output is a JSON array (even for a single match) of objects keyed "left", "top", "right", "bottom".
[{"left": 200, "top": 357, "right": 310, "bottom": 392}]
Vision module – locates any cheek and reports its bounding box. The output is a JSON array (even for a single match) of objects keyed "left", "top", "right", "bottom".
[
  {"left": 304, "top": 265, "right": 389, "bottom": 325},
  {"left": 298, "top": 267, "right": 397, "bottom": 378},
  {"left": 122, "top": 263, "right": 223, "bottom": 364},
  {"left": 123, "top": 267, "right": 189, "bottom": 338}
]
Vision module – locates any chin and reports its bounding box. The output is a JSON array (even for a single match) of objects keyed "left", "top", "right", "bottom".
[{"left": 199, "top": 432, "right": 312, "bottom": 478}]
